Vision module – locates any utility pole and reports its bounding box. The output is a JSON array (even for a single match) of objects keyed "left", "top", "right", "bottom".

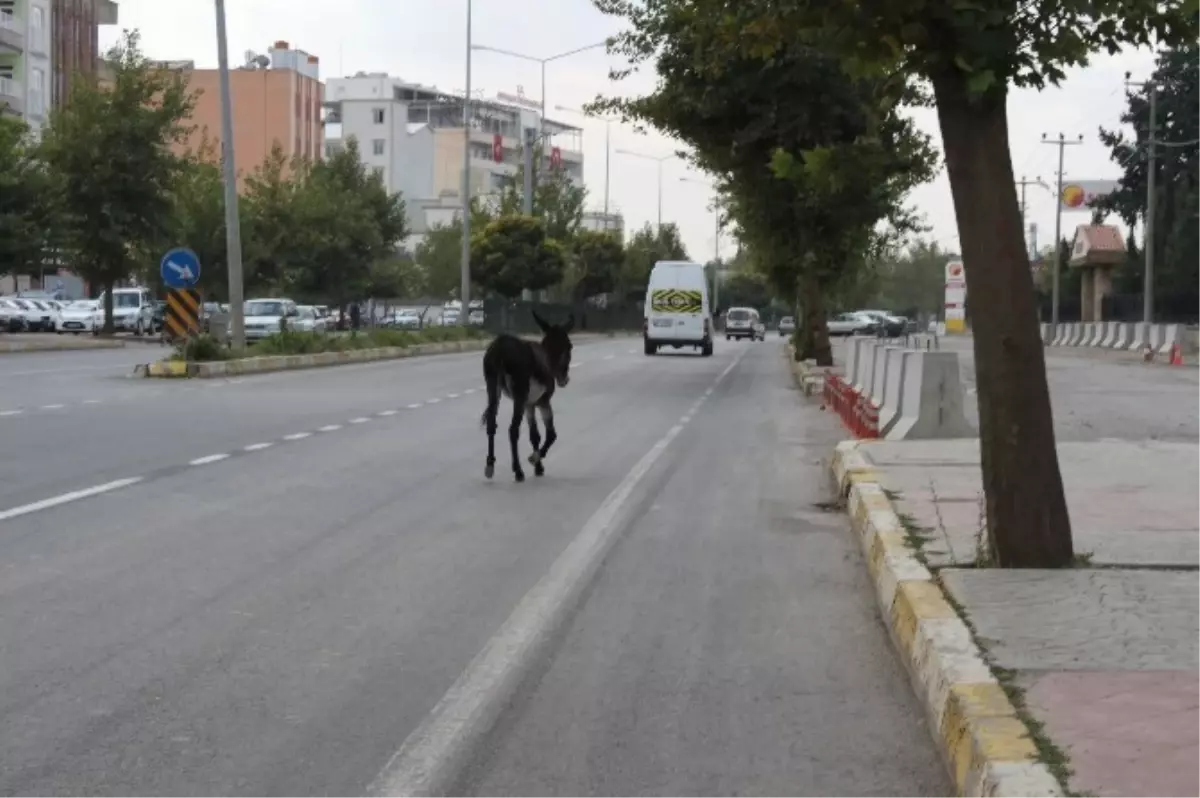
[
  {"left": 1040, "top": 133, "right": 1084, "bottom": 328},
  {"left": 522, "top": 127, "right": 535, "bottom": 215},
  {"left": 1015, "top": 175, "right": 1041, "bottom": 261},
  {"left": 459, "top": 0, "right": 473, "bottom": 325},
  {"left": 214, "top": 0, "right": 244, "bottom": 349}
]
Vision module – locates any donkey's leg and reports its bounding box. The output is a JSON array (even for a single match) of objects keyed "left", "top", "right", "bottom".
[
  {"left": 509, "top": 395, "right": 526, "bottom": 482},
  {"left": 537, "top": 402, "right": 558, "bottom": 465},
  {"left": 482, "top": 373, "right": 501, "bottom": 479},
  {"left": 525, "top": 405, "right": 545, "bottom": 476}
]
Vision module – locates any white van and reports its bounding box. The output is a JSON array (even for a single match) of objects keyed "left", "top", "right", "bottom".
[
  {"left": 93, "top": 287, "right": 154, "bottom": 334},
  {"left": 643, "top": 260, "right": 713, "bottom": 357}
]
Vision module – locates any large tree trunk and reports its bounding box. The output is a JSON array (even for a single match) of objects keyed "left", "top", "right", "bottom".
[
  {"left": 102, "top": 278, "right": 115, "bottom": 336},
  {"left": 796, "top": 272, "right": 833, "bottom": 366},
  {"left": 931, "top": 69, "right": 1074, "bottom": 568}
]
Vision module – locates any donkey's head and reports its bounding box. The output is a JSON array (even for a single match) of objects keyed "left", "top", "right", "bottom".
[{"left": 532, "top": 309, "right": 574, "bottom": 387}]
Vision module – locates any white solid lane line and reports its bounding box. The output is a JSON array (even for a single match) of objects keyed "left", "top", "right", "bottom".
[
  {"left": 189, "top": 454, "right": 230, "bottom": 466},
  {"left": 244, "top": 442, "right": 274, "bottom": 451},
  {"left": 369, "top": 346, "right": 747, "bottom": 798},
  {"left": 0, "top": 477, "right": 145, "bottom": 523}
]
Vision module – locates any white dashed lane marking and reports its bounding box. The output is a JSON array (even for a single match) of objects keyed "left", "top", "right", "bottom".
[
  {"left": 0, "top": 348, "right": 648, "bottom": 520},
  {"left": 189, "top": 454, "right": 230, "bottom": 466}
]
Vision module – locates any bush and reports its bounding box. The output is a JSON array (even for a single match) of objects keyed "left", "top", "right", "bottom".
[{"left": 174, "top": 334, "right": 228, "bottom": 362}]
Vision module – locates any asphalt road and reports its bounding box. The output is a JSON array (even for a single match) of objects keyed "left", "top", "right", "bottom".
[
  {"left": 0, "top": 337, "right": 949, "bottom": 796},
  {"left": 939, "top": 336, "right": 1199, "bottom": 443}
]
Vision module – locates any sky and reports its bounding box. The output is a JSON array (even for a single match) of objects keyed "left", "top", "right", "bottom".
[{"left": 101, "top": 0, "right": 1158, "bottom": 263}]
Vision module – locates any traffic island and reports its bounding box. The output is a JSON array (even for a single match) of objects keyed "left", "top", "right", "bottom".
[
  {"left": 830, "top": 438, "right": 1199, "bottom": 797},
  {"left": 1, "top": 335, "right": 126, "bottom": 354}
]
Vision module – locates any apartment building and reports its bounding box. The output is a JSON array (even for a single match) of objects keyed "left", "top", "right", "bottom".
[
  {"left": 323, "top": 72, "right": 584, "bottom": 240},
  {"left": 0, "top": 0, "right": 116, "bottom": 131},
  {"left": 0, "top": 0, "right": 53, "bottom": 130},
  {"left": 171, "top": 41, "right": 323, "bottom": 182}
]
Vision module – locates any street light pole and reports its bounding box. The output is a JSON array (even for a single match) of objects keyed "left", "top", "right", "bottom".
[
  {"left": 214, "top": 0, "right": 244, "bottom": 349},
  {"left": 459, "top": 0, "right": 472, "bottom": 326},
  {"left": 616, "top": 148, "right": 675, "bottom": 231}
]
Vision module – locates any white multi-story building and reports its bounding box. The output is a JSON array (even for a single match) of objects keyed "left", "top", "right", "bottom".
[
  {"left": 581, "top": 210, "right": 625, "bottom": 243},
  {"left": 323, "top": 73, "right": 584, "bottom": 247},
  {"left": 0, "top": 0, "right": 52, "bottom": 133}
]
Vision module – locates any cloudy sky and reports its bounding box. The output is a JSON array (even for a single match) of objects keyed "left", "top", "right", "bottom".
[{"left": 102, "top": 0, "right": 1156, "bottom": 261}]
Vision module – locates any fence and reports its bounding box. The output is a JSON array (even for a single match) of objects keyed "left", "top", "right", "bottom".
[{"left": 1038, "top": 293, "right": 1198, "bottom": 325}]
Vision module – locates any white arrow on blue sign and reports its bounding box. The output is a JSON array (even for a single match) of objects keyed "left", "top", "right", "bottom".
[{"left": 160, "top": 247, "right": 202, "bottom": 289}]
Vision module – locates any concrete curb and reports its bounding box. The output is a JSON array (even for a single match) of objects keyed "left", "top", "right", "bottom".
[
  {"left": 133, "top": 338, "right": 491, "bottom": 379},
  {"left": 0, "top": 338, "right": 126, "bottom": 354},
  {"left": 829, "top": 440, "right": 1063, "bottom": 797},
  {"left": 784, "top": 343, "right": 829, "bottom": 397}
]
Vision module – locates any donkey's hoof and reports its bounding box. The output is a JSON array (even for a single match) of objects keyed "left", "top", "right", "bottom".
[
  {"left": 528, "top": 452, "right": 542, "bottom": 466},
  {"left": 484, "top": 463, "right": 494, "bottom": 479},
  {"left": 514, "top": 470, "right": 525, "bottom": 483},
  {"left": 533, "top": 463, "right": 545, "bottom": 477}
]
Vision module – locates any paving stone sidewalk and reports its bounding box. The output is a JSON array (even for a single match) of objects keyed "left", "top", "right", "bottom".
[{"left": 855, "top": 438, "right": 1199, "bottom": 797}]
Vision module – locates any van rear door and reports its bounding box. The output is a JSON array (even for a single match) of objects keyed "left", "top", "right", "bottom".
[{"left": 647, "top": 264, "right": 706, "bottom": 342}]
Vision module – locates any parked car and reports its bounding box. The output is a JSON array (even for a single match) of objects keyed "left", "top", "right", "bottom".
[
  {"left": 778, "top": 316, "right": 795, "bottom": 337},
  {"left": 468, "top": 309, "right": 485, "bottom": 326},
  {"left": 240, "top": 298, "right": 298, "bottom": 341},
  {"left": 440, "top": 309, "right": 460, "bottom": 326},
  {"left": 56, "top": 300, "right": 101, "bottom": 335},
  {"left": 826, "top": 311, "right": 880, "bottom": 337},
  {"left": 856, "top": 309, "right": 907, "bottom": 338},
  {"left": 0, "top": 298, "right": 24, "bottom": 332},
  {"left": 291, "top": 305, "right": 327, "bottom": 332},
  {"left": 385, "top": 309, "right": 422, "bottom": 329},
  {"left": 93, "top": 287, "right": 155, "bottom": 335},
  {"left": 15, "top": 298, "right": 56, "bottom": 331}
]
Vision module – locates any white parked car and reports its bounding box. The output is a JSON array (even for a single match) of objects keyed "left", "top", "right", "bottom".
[
  {"left": 57, "top": 300, "right": 101, "bottom": 335},
  {"left": 291, "top": 305, "right": 327, "bottom": 332},
  {"left": 0, "top": 298, "right": 24, "bottom": 332},
  {"left": 239, "top": 298, "right": 298, "bottom": 341},
  {"left": 15, "top": 298, "right": 56, "bottom": 331},
  {"left": 93, "top": 287, "right": 155, "bottom": 334},
  {"left": 826, "top": 311, "right": 880, "bottom": 337},
  {"left": 440, "top": 309, "right": 460, "bottom": 327},
  {"left": 386, "top": 309, "right": 422, "bottom": 329}
]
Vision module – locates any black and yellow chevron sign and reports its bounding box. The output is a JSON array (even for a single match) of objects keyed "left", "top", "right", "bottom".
[
  {"left": 650, "top": 289, "right": 703, "bottom": 314},
  {"left": 165, "top": 288, "right": 201, "bottom": 340}
]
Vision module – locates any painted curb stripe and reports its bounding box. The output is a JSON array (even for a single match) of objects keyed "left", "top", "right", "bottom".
[{"left": 831, "top": 441, "right": 1063, "bottom": 797}]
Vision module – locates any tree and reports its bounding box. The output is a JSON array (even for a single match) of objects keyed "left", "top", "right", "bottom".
[
  {"left": 569, "top": 229, "right": 625, "bottom": 300},
  {"left": 864, "top": 238, "right": 949, "bottom": 319},
  {"left": 0, "top": 116, "right": 59, "bottom": 282},
  {"left": 495, "top": 145, "right": 587, "bottom": 243},
  {"left": 592, "top": 12, "right": 933, "bottom": 365},
  {"left": 38, "top": 29, "right": 195, "bottom": 332},
  {"left": 620, "top": 222, "right": 688, "bottom": 298},
  {"left": 365, "top": 254, "right": 422, "bottom": 299},
  {"left": 413, "top": 197, "right": 493, "bottom": 302},
  {"left": 720, "top": 270, "right": 772, "bottom": 311},
  {"left": 163, "top": 133, "right": 238, "bottom": 300},
  {"left": 470, "top": 215, "right": 566, "bottom": 299},
  {"left": 1095, "top": 43, "right": 1198, "bottom": 318},
  {"left": 241, "top": 145, "right": 304, "bottom": 295},
  {"left": 604, "top": 0, "right": 1197, "bottom": 568}
]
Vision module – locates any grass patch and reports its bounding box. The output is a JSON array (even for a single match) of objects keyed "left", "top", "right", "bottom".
[
  {"left": 177, "top": 327, "right": 488, "bottom": 362},
  {"left": 895, "top": 511, "right": 934, "bottom": 559}
]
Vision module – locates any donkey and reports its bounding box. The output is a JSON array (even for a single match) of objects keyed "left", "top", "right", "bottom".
[{"left": 480, "top": 310, "right": 574, "bottom": 482}]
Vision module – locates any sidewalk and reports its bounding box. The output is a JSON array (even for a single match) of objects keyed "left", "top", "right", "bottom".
[{"left": 836, "top": 438, "right": 1198, "bottom": 796}]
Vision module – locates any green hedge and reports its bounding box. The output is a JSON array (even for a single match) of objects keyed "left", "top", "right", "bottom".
[{"left": 174, "top": 326, "right": 487, "bottom": 362}]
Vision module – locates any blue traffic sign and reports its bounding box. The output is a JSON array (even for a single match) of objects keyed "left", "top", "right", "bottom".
[{"left": 160, "top": 247, "right": 201, "bottom": 289}]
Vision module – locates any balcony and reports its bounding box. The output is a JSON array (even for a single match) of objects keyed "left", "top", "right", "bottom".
[
  {"left": 0, "top": 75, "right": 23, "bottom": 115},
  {"left": 0, "top": 13, "right": 24, "bottom": 54}
]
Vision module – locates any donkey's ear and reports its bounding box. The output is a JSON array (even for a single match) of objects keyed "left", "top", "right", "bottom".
[
  {"left": 531, "top": 308, "right": 551, "bottom": 334},
  {"left": 562, "top": 313, "right": 575, "bottom": 333}
]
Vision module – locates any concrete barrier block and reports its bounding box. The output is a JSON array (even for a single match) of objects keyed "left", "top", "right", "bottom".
[
  {"left": 1127, "top": 322, "right": 1151, "bottom": 351},
  {"left": 854, "top": 341, "right": 879, "bottom": 395},
  {"left": 1097, "top": 321, "right": 1116, "bottom": 347},
  {"left": 1152, "top": 321, "right": 1180, "bottom": 355},
  {"left": 884, "top": 351, "right": 976, "bottom": 441},
  {"left": 1040, "top": 323, "right": 1051, "bottom": 344},
  {"left": 1110, "top": 322, "right": 1132, "bottom": 349},
  {"left": 878, "top": 348, "right": 908, "bottom": 435},
  {"left": 845, "top": 337, "right": 864, "bottom": 385},
  {"left": 1080, "top": 322, "right": 1098, "bottom": 346},
  {"left": 1050, "top": 323, "right": 1068, "bottom": 346},
  {"left": 1064, "top": 323, "right": 1081, "bottom": 346},
  {"left": 870, "top": 346, "right": 895, "bottom": 406}
]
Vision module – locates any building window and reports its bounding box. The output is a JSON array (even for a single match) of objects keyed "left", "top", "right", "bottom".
[
  {"left": 372, "top": 139, "right": 385, "bottom": 156},
  {"left": 30, "top": 67, "right": 46, "bottom": 116},
  {"left": 372, "top": 107, "right": 385, "bottom": 124},
  {"left": 30, "top": 5, "right": 46, "bottom": 52}
]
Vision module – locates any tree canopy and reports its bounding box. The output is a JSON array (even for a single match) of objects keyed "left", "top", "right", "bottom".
[
  {"left": 470, "top": 215, "right": 566, "bottom": 299},
  {"left": 619, "top": 223, "right": 689, "bottom": 299},
  {"left": 0, "top": 116, "right": 59, "bottom": 282}
]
